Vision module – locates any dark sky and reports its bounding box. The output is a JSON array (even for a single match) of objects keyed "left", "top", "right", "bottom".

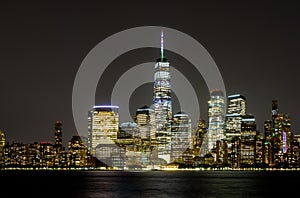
[{"left": 1, "top": 1, "right": 300, "bottom": 147}]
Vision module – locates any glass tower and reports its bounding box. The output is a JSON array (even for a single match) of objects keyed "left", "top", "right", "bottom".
[
  {"left": 205, "top": 89, "right": 226, "bottom": 155},
  {"left": 224, "top": 94, "right": 247, "bottom": 167},
  {"left": 153, "top": 31, "right": 172, "bottom": 163},
  {"left": 171, "top": 112, "right": 192, "bottom": 162},
  {"left": 87, "top": 105, "right": 119, "bottom": 155},
  {"left": 225, "top": 94, "right": 246, "bottom": 140}
]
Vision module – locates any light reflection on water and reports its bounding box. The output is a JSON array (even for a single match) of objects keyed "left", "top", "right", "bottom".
[
  {"left": 77, "top": 171, "right": 299, "bottom": 198},
  {"left": 1, "top": 170, "right": 298, "bottom": 198}
]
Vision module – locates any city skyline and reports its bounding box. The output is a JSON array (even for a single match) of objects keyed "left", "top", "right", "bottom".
[
  {"left": 0, "top": 93, "right": 297, "bottom": 169},
  {"left": 1, "top": 31, "right": 298, "bottom": 170},
  {"left": 1, "top": 1, "right": 300, "bottom": 147}
]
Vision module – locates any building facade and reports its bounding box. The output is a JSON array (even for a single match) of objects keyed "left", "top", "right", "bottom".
[
  {"left": 88, "top": 105, "right": 119, "bottom": 155},
  {"left": 225, "top": 94, "right": 246, "bottom": 140},
  {"left": 204, "top": 89, "right": 225, "bottom": 156},
  {"left": 153, "top": 31, "right": 172, "bottom": 163},
  {"left": 171, "top": 112, "right": 192, "bottom": 163}
]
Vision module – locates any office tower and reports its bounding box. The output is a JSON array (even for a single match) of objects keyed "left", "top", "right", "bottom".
[
  {"left": 68, "top": 135, "right": 88, "bottom": 167},
  {"left": 264, "top": 120, "right": 272, "bottom": 140},
  {"left": 227, "top": 94, "right": 246, "bottom": 115},
  {"left": 171, "top": 112, "right": 192, "bottom": 162},
  {"left": 264, "top": 120, "right": 272, "bottom": 165},
  {"left": 240, "top": 115, "right": 257, "bottom": 167},
  {"left": 0, "top": 130, "right": 5, "bottom": 167},
  {"left": 135, "top": 105, "right": 155, "bottom": 141},
  {"left": 39, "top": 142, "right": 54, "bottom": 167},
  {"left": 118, "top": 122, "right": 142, "bottom": 167},
  {"left": 54, "top": 121, "right": 63, "bottom": 152},
  {"left": 205, "top": 89, "right": 225, "bottom": 155},
  {"left": 0, "top": 130, "right": 4, "bottom": 147},
  {"left": 87, "top": 105, "right": 119, "bottom": 154},
  {"left": 225, "top": 94, "right": 246, "bottom": 140},
  {"left": 153, "top": 31, "right": 172, "bottom": 163},
  {"left": 224, "top": 94, "right": 247, "bottom": 168},
  {"left": 291, "top": 134, "right": 300, "bottom": 167},
  {"left": 53, "top": 121, "right": 64, "bottom": 166},
  {"left": 117, "top": 122, "right": 139, "bottom": 153},
  {"left": 254, "top": 132, "right": 266, "bottom": 167},
  {"left": 272, "top": 113, "right": 292, "bottom": 166},
  {"left": 192, "top": 119, "right": 207, "bottom": 156},
  {"left": 266, "top": 100, "right": 292, "bottom": 167},
  {"left": 26, "top": 142, "right": 40, "bottom": 167},
  {"left": 118, "top": 122, "right": 139, "bottom": 139},
  {"left": 135, "top": 105, "right": 156, "bottom": 165},
  {"left": 215, "top": 139, "right": 228, "bottom": 166}
]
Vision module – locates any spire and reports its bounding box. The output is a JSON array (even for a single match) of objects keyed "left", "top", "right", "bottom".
[{"left": 160, "top": 30, "right": 164, "bottom": 59}]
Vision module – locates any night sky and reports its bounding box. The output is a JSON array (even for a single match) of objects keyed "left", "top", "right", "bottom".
[{"left": 1, "top": 1, "right": 300, "bottom": 147}]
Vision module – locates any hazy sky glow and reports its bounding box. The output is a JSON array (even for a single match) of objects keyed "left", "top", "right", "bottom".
[{"left": 1, "top": 1, "right": 300, "bottom": 146}]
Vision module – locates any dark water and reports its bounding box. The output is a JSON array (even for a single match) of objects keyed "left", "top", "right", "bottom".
[{"left": 1, "top": 170, "right": 299, "bottom": 197}]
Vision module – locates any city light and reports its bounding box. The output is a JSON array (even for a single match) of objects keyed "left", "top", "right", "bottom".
[{"left": 0, "top": 33, "right": 299, "bottom": 171}]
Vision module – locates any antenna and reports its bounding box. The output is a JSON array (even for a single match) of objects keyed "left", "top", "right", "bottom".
[{"left": 161, "top": 30, "right": 164, "bottom": 59}]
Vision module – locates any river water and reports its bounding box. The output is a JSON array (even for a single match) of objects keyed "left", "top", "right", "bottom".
[{"left": 1, "top": 170, "right": 298, "bottom": 197}]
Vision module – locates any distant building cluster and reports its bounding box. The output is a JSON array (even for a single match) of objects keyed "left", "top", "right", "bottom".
[
  {"left": 84, "top": 33, "right": 300, "bottom": 170},
  {"left": 201, "top": 95, "right": 300, "bottom": 169},
  {"left": 1, "top": 32, "right": 300, "bottom": 170},
  {"left": 0, "top": 122, "right": 98, "bottom": 169}
]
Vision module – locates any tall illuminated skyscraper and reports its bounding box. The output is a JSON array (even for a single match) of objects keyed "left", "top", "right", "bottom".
[
  {"left": 240, "top": 115, "right": 257, "bottom": 166},
  {"left": 87, "top": 105, "right": 119, "bottom": 155},
  {"left": 54, "top": 121, "right": 63, "bottom": 152},
  {"left": 224, "top": 94, "right": 247, "bottom": 167},
  {"left": 153, "top": 31, "right": 172, "bottom": 163},
  {"left": 204, "top": 89, "right": 225, "bottom": 155},
  {"left": 225, "top": 94, "right": 246, "bottom": 140},
  {"left": 53, "top": 121, "right": 64, "bottom": 166},
  {"left": 265, "top": 100, "right": 292, "bottom": 167}
]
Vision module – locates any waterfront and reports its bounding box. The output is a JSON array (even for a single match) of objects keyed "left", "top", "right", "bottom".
[{"left": 1, "top": 170, "right": 299, "bottom": 197}]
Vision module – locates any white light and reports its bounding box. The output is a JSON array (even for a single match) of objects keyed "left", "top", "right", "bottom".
[{"left": 93, "top": 105, "right": 119, "bottom": 109}]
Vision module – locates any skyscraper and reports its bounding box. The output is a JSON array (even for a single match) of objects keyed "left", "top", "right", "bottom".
[
  {"left": 153, "top": 31, "right": 172, "bottom": 163},
  {"left": 224, "top": 94, "right": 246, "bottom": 167},
  {"left": 118, "top": 122, "right": 139, "bottom": 139},
  {"left": 87, "top": 105, "right": 119, "bottom": 155},
  {"left": 0, "top": 130, "right": 5, "bottom": 167},
  {"left": 265, "top": 100, "right": 293, "bottom": 167},
  {"left": 227, "top": 94, "right": 246, "bottom": 115},
  {"left": 135, "top": 105, "right": 155, "bottom": 141},
  {"left": 240, "top": 115, "right": 257, "bottom": 167},
  {"left": 273, "top": 113, "right": 292, "bottom": 166},
  {"left": 68, "top": 135, "right": 89, "bottom": 167},
  {"left": 204, "top": 89, "right": 225, "bottom": 155},
  {"left": 225, "top": 94, "right": 246, "bottom": 140},
  {"left": 54, "top": 121, "right": 63, "bottom": 152},
  {"left": 135, "top": 105, "right": 156, "bottom": 165},
  {"left": 53, "top": 121, "right": 65, "bottom": 166},
  {"left": 171, "top": 112, "right": 192, "bottom": 162},
  {"left": 192, "top": 119, "right": 207, "bottom": 156}
]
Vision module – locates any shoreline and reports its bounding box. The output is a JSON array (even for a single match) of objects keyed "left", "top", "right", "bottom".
[{"left": 1, "top": 167, "right": 300, "bottom": 171}]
